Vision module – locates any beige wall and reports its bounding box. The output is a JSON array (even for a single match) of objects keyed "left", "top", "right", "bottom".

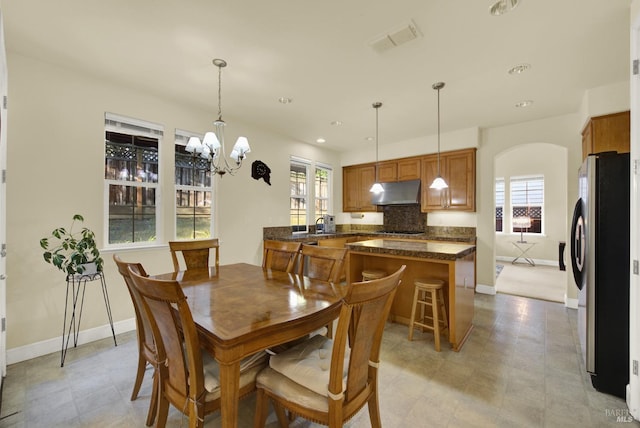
[
  {"left": 494, "top": 143, "right": 568, "bottom": 262},
  {"left": 477, "top": 115, "right": 583, "bottom": 297},
  {"left": 5, "top": 52, "right": 340, "bottom": 355},
  {"left": 5, "top": 50, "right": 631, "bottom": 359}
]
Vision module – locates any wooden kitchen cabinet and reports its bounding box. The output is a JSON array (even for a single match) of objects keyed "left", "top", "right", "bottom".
[
  {"left": 318, "top": 237, "right": 350, "bottom": 248},
  {"left": 581, "top": 111, "right": 630, "bottom": 160},
  {"left": 378, "top": 157, "right": 421, "bottom": 182},
  {"left": 421, "top": 148, "right": 476, "bottom": 212},
  {"left": 343, "top": 164, "right": 377, "bottom": 212},
  {"left": 377, "top": 161, "right": 398, "bottom": 182},
  {"left": 398, "top": 158, "right": 421, "bottom": 181}
]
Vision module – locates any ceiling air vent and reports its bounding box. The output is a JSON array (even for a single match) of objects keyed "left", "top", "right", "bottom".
[{"left": 369, "top": 20, "right": 422, "bottom": 53}]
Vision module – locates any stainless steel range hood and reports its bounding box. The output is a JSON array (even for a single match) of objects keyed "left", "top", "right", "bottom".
[{"left": 370, "top": 179, "right": 421, "bottom": 205}]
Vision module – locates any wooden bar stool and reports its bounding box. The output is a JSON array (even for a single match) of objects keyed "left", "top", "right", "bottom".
[
  {"left": 408, "top": 278, "right": 448, "bottom": 351},
  {"left": 362, "top": 269, "right": 386, "bottom": 281}
]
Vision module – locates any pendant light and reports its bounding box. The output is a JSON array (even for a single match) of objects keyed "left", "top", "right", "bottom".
[
  {"left": 369, "top": 102, "right": 384, "bottom": 194},
  {"left": 430, "top": 82, "right": 449, "bottom": 190}
]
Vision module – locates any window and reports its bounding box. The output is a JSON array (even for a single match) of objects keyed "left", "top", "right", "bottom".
[
  {"left": 105, "top": 113, "right": 161, "bottom": 245},
  {"left": 495, "top": 178, "right": 504, "bottom": 232},
  {"left": 510, "top": 176, "right": 544, "bottom": 234},
  {"left": 290, "top": 159, "right": 309, "bottom": 233},
  {"left": 175, "top": 130, "right": 212, "bottom": 240},
  {"left": 290, "top": 157, "right": 333, "bottom": 233},
  {"left": 314, "top": 164, "right": 332, "bottom": 220}
]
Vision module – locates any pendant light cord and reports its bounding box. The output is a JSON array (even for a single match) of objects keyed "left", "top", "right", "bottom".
[
  {"left": 373, "top": 102, "right": 382, "bottom": 182},
  {"left": 375, "top": 105, "right": 379, "bottom": 180},
  {"left": 436, "top": 86, "right": 441, "bottom": 176}
]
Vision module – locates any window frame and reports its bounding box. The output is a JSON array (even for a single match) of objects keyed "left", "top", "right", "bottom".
[
  {"left": 314, "top": 162, "right": 332, "bottom": 221},
  {"left": 495, "top": 177, "right": 504, "bottom": 233},
  {"left": 174, "top": 129, "right": 213, "bottom": 240},
  {"left": 290, "top": 157, "right": 311, "bottom": 234},
  {"left": 104, "top": 112, "right": 163, "bottom": 249},
  {"left": 509, "top": 175, "right": 544, "bottom": 236}
]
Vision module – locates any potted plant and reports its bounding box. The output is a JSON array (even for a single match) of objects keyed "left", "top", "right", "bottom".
[{"left": 40, "top": 214, "right": 104, "bottom": 276}]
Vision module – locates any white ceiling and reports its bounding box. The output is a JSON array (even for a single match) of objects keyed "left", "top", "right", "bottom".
[{"left": 1, "top": 0, "right": 632, "bottom": 151}]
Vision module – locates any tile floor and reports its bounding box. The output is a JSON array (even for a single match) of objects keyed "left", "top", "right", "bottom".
[{"left": 0, "top": 292, "right": 637, "bottom": 427}]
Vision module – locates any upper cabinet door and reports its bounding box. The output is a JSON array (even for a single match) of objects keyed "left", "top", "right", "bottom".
[
  {"left": 397, "top": 158, "right": 421, "bottom": 181},
  {"left": 343, "top": 164, "right": 377, "bottom": 212},
  {"left": 377, "top": 161, "right": 398, "bottom": 182},
  {"left": 581, "top": 111, "right": 630, "bottom": 160},
  {"left": 421, "top": 154, "right": 443, "bottom": 210},
  {"left": 421, "top": 148, "right": 476, "bottom": 212},
  {"left": 446, "top": 150, "right": 475, "bottom": 211}
]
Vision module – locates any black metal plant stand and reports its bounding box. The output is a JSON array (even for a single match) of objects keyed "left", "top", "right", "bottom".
[{"left": 60, "top": 269, "right": 117, "bottom": 367}]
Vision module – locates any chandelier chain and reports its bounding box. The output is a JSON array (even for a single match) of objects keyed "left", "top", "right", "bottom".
[{"left": 217, "top": 64, "right": 223, "bottom": 121}]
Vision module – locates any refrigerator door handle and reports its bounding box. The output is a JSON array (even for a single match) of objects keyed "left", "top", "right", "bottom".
[{"left": 570, "top": 198, "right": 586, "bottom": 290}]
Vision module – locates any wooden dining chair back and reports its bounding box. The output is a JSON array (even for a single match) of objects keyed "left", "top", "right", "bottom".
[
  {"left": 127, "top": 266, "right": 265, "bottom": 428},
  {"left": 262, "top": 240, "right": 301, "bottom": 273},
  {"left": 254, "top": 265, "right": 406, "bottom": 428},
  {"left": 168, "top": 238, "right": 219, "bottom": 272},
  {"left": 113, "top": 254, "right": 157, "bottom": 426},
  {"left": 297, "top": 244, "right": 347, "bottom": 284}
]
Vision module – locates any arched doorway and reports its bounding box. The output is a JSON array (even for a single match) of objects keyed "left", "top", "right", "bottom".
[{"left": 493, "top": 143, "right": 568, "bottom": 302}]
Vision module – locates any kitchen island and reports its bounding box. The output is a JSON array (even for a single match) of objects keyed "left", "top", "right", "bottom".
[{"left": 346, "top": 239, "right": 476, "bottom": 351}]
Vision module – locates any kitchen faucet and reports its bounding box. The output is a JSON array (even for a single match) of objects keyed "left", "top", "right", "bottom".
[{"left": 315, "top": 217, "right": 324, "bottom": 234}]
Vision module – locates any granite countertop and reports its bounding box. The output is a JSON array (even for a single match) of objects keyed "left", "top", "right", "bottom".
[
  {"left": 346, "top": 239, "right": 476, "bottom": 260},
  {"left": 268, "top": 231, "right": 476, "bottom": 244}
]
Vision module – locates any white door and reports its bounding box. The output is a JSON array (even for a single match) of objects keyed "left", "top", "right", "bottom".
[
  {"left": 0, "top": 11, "right": 7, "bottom": 385},
  {"left": 628, "top": 7, "right": 640, "bottom": 419}
]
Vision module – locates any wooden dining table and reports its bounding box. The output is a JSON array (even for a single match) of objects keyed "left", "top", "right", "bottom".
[{"left": 152, "top": 262, "right": 344, "bottom": 428}]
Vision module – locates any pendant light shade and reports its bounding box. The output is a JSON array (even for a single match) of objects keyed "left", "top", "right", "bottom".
[
  {"left": 370, "top": 182, "right": 384, "bottom": 193},
  {"left": 430, "top": 82, "right": 449, "bottom": 190},
  {"left": 369, "top": 102, "right": 384, "bottom": 194},
  {"left": 430, "top": 176, "right": 448, "bottom": 190}
]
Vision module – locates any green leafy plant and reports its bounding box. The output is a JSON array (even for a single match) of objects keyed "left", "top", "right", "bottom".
[{"left": 40, "top": 214, "right": 103, "bottom": 276}]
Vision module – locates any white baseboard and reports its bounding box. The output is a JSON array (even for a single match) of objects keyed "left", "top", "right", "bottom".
[
  {"left": 476, "top": 283, "right": 496, "bottom": 295},
  {"left": 565, "top": 295, "right": 578, "bottom": 309},
  {"left": 496, "top": 256, "right": 560, "bottom": 267},
  {"left": 7, "top": 318, "right": 136, "bottom": 365}
]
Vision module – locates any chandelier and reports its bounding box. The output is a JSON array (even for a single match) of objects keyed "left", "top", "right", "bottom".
[{"left": 186, "top": 58, "right": 251, "bottom": 176}]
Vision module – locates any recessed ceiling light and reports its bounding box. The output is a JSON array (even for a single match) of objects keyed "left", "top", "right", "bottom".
[
  {"left": 278, "top": 97, "right": 293, "bottom": 104},
  {"left": 515, "top": 100, "right": 533, "bottom": 108},
  {"left": 365, "top": 136, "right": 374, "bottom": 142},
  {"left": 489, "top": 0, "right": 520, "bottom": 16},
  {"left": 508, "top": 63, "right": 531, "bottom": 75},
  {"left": 331, "top": 121, "right": 343, "bottom": 126},
  {"left": 316, "top": 138, "right": 326, "bottom": 144}
]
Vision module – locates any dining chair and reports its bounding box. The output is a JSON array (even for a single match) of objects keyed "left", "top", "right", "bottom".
[
  {"left": 127, "top": 266, "right": 267, "bottom": 428},
  {"left": 296, "top": 244, "right": 348, "bottom": 338},
  {"left": 262, "top": 240, "right": 302, "bottom": 273},
  {"left": 168, "top": 238, "right": 219, "bottom": 272},
  {"left": 253, "top": 265, "right": 406, "bottom": 428},
  {"left": 113, "top": 254, "right": 158, "bottom": 426},
  {"left": 297, "top": 244, "right": 347, "bottom": 284}
]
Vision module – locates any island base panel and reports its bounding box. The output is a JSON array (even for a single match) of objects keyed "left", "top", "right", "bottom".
[{"left": 349, "top": 251, "right": 474, "bottom": 350}]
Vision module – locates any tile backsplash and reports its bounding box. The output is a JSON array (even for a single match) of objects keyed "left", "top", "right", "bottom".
[{"left": 382, "top": 205, "right": 427, "bottom": 232}]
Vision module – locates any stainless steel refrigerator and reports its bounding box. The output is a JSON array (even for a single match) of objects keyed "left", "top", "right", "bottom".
[{"left": 570, "top": 151, "right": 630, "bottom": 398}]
